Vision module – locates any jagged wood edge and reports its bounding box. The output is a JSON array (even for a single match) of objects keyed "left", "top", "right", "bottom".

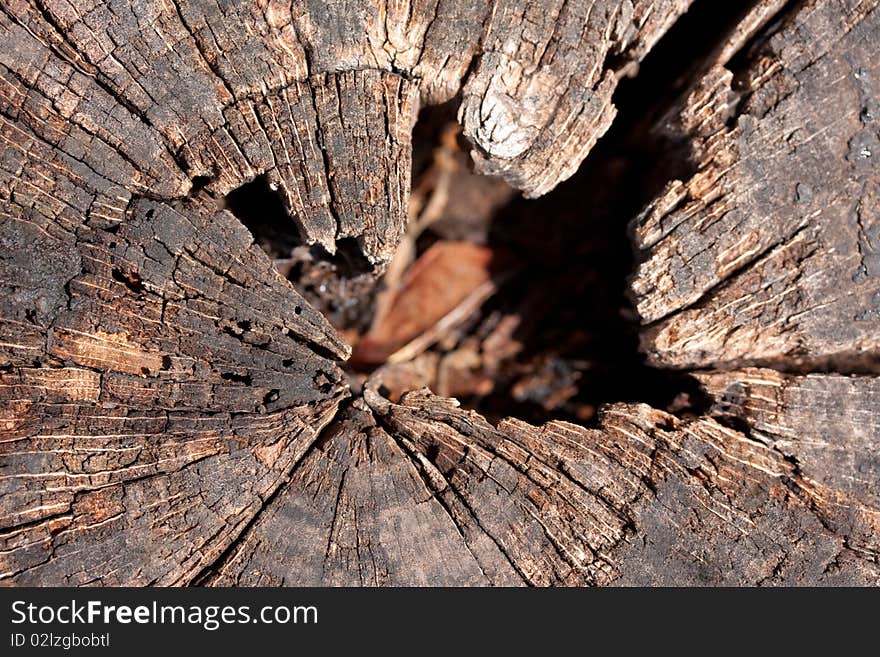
[
  {"left": 630, "top": 0, "right": 880, "bottom": 370},
  {"left": 205, "top": 0, "right": 880, "bottom": 586},
  {"left": 206, "top": 378, "right": 879, "bottom": 586},
  {"left": 2, "top": 0, "right": 696, "bottom": 263},
  {"left": 0, "top": 0, "right": 699, "bottom": 584},
  {"left": 3, "top": 0, "right": 878, "bottom": 586}
]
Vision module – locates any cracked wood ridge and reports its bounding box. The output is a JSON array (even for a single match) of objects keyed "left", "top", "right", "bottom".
[{"left": 1, "top": 0, "right": 878, "bottom": 586}]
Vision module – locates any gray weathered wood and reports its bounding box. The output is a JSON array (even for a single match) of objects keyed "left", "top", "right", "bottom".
[
  {"left": 209, "top": 382, "right": 879, "bottom": 585},
  {"left": 631, "top": 0, "right": 880, "bottom": 370}
]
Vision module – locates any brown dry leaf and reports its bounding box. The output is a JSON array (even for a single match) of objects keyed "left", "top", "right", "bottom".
[{"left": 351, "top": 241, "right": 502, "bottom": 367}]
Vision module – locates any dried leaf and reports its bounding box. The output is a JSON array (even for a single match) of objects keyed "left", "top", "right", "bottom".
[{"left": 351, "top": 241, "right": 502, "bottom": 366}]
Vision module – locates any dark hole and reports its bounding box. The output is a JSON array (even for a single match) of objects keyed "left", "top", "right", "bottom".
[
  {"left": 191, "top": 175, "right": 213, "bottom": 192},
  {"left": 340, "top": 0, "right": 754, "bottom": 422},
  {"left": 220, "top": 372, "right": 253, "bottom": 385},
  {"left": 712, "top": 413, "right": 755, "bottom": 437},
  {"left": 302, "top": 340, "right": 342, "bottom": 363},
  {"left": 610, "top": 0, "right": 760, "bottom": 132},
  {"left": 218, "top": 1, "right": 760, "bottom": 425},
  {"left": 224, "top": 176, "right": 379, "bottom": 330},
  {"left": 222, "top": 326, "right": 244, "bottom": 340},
  {"left": 411, "top": 98, "right": 460, "bottom": 179},
  {"left": 457, "top": 0, "right": 753, "bottom": 424},
  {"left": 263, "top": 389, "right": 280, "bottom": 404},
  {"left": 111, "top": 268, "right": 145, "bottom": 294},
  {"left": 307, "top": 238, "right": 374, "bottom": 278},
  {"left": 161, "top": 355, "right": 172, "bottom": 370},
  {"left": 224, "top": 175, "right": 304, "bottom": 260},
  {"left": 425, "top": 443, "right": 440, "bottom": 463}
]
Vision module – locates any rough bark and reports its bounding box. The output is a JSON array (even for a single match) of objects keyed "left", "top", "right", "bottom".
[{"left": 1, "top": 0, "right": 879, "bottom": 586}]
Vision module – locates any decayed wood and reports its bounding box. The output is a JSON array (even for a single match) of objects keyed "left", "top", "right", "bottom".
[
  {"left": 209, "top": 382, "right": 879, "bottom": 585},
  {"left": 0, "top": 121, "right": 350, "bottom": 582},
  {"left": 631, "top": 0, "right": 880, "bottom": 369},
  {"left": 1, "top": 0, "right": 879, "bottom": 586},
  {"left": 1, "top": 0, "right": 694, "bottom": 265},
  {"left": 457, "top": 0, "right": 692, "bottom": 195},
  {"left": 698, "top": 368, "right": 880, "bottom": 512}
]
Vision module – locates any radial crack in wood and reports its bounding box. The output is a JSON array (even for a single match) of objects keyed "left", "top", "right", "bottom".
[
  {"left": 2, "top": 0, "right": 878, "bottom": 588},
  {"left": 204, "top": 382, "right": 879, "bottom": 585},
  {"left": 2, "top": 0, "right": 700, "bottom": 264},
  {"left": 0, "top": 72, "right": 352, "bottom": 582}
]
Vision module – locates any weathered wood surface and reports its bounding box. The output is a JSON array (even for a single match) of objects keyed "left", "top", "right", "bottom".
[
  {"left": 631, "top": 0, "right": 880, "bottom": 369},
  {"left": 2, "top": 0, "right": 692, "bottom": 265},
  {"left": 2, "top": 0, "right": 879, "bottom": 586},
  {"left": 209, "top": 383, "right": 879, "bottom": 585},
  {"left": 699, "top": 368, "right": 880, "bottom": 511},
  {"left": 0, "top": 154, "right": 349, "bottom": 583}
]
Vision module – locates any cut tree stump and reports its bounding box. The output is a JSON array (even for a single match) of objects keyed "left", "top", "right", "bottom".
[{"left": 1, "top": 0, "right": 878, "bottom": 585}]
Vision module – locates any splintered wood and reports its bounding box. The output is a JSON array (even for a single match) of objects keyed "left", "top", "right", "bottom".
[{"left": 1, "top": 0, "right": 878, "bottom": 586}]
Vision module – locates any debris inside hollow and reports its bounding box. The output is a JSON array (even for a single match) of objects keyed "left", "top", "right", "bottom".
[{"left": 243, "top": 101, "right": 709, "bottom": 425}]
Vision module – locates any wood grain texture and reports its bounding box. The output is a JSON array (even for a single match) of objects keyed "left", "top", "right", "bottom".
[
  {"left": 698, "top": 368, "right": 880, "bottom": 512},
  {"left": 0, "top": 45, "right": 351, "bottom": 581},
  {"left": 207, "top": 383, "right": 879, "bottom": 585},
  {"left": 631, "top": 0, "right": 880, "bottom": 369},
  {"left": 2, "top": 0, "right": 695, "bottom": 265},
  {"left": 1, "top": 0, "right": 878, "bottom": 586},
  {"left": 458, "top": 0, "right": 692, "bottom": 196}
]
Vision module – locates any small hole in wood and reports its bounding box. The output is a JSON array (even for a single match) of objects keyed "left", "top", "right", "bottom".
[
  {"left": 191, "top": 175, "right": 213, "bottom": 192},
  {"left": 224, "top": 175, "right": 304, "bottom": 259},
  {"left": 220, "top": 372, "right": 253, "bottom": 385},
  {"left": 111, "top": 268, "right": 145, "bottom": 294}
]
